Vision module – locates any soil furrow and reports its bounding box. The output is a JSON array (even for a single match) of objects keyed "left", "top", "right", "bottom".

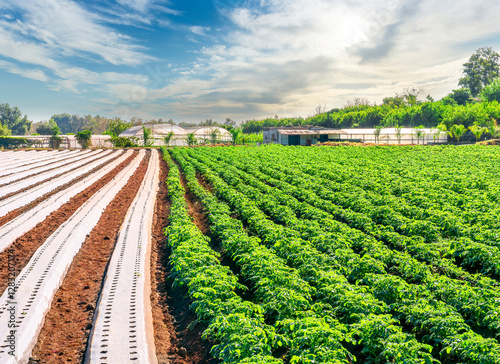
[
  {"left": 0, "top": 151, "right": 137, "bottom": 297},
  {"left": 28, "top": 150, "right": 149, "bottom": 363}
]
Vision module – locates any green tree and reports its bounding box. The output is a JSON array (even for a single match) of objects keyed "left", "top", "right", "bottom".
[
  {"left": 480, "top": 78, "right": 500, "bottom": 103},
  {"left": 486, "top": 120, "right": 500, "bottom": 138},
  {"left": 412, "top": 125, "right": 426, "bottom": 145},
  {"left": 468, "top": 125, "right": 487, "bottom": 142},
  {"left": 432, "top": 125, "right": 447, "bottom": 142},
  {"left": 459, "top": 47, "right": 500, "bottom": 96},
  {"left": 447, "top": 89, "right": 472, "bottom": 106},
  {"left": 36, "top": 119, "right": 59, "bottom": 135},
  {"left": 50, "top": 113, "right": 74, "bottom": 134},
  {"left": 76, "top": 130, "right": 92, "bottom": 149},
  {"left": 229, "top": 128, "right": 242, "bottom": 145},
  {"left": 50, "top": 124, "right": 62, "bottom": 149},
  {"left": 104, "top": 118, "right": 133, "bottom": 138},
  {"left": 394, "top": 126, "right": 403, "bottom": 144},
  {"left": 0, "top": 121, "right": 11, "bottom": 136},
  {"left": 210, "top": 128, "right": 221, "bottom": 144},
  {"left": 373, "top": 126, "right": 383, "bottom": 143},
  {"left": 142, "top": 126, "right": 154, "bottom": 147},
  {"left": 0, "top": 103, "right": 31, "bottom": 135}
]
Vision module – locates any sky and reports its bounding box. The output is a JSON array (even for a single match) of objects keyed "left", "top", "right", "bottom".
[{"left": 1, "top": 0, "right": 500, "bottom": 124}]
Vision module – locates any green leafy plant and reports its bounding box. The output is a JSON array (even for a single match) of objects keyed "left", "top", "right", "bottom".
[
  {"left": 163, "top": 131, "right": 175, "bottom": 146},
  {"left": 142, "top": 126, "right": 154, "bottom": 147},
  {"left": 76, "top": 129, "right": 92, "bottom": 149},
  {"left": 49, "top": 124, "right": 62, "bottom": 149},
  {"left": 110, "top": 136, "right": 136, "bottom": 148},
  {"left": 412, "top": 125, "right": 426, "bottom": 144},
  {"left": 468, "top": 125, "right": 487, "bottom": 142},
  {"left": 447, "top": 124, "right": 467, "bottom": 142},
  {"left": 186, "top": 132, "right": 197, "bottom": 146}
]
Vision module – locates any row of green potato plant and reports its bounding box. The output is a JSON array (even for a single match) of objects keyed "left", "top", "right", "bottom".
[
  {"left": 174, "top": 148, "right": 438, "bottom": 363},
  {"left": 227, "top": 148, "right": 500, "bottom": 277},
  {"left": 196, "top": 147, "right": 495, "bottom": 289},
  {"left": 256, "top": 145, "right": 500, "bottom": 230},
  {"left": 282, "top": 145, "right": 500, "bottom": 236},
  {"left": 262, "top": 159, "right": 500, "bottom": 277},
  {"left": 291, "top": 150, "right": 500, "bottom": 251},
  {"left": 160, "top": 147, "right": 281, "bottom": 363},
  {"left": 184, "top": 147, "right": 500, "bottom": 363},
  {"left": 170, "top": 149, "right": 357, "bottom": 363},
  {"left": 197, "top": 150, "right": 500, "bottom": 338}
]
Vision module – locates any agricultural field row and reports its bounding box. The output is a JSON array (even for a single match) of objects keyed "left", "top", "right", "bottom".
[
  {"left": 164, "top": 144, "right": 500, "bottom": 364},
  {"left": 1, "top": 144, "right": 499, "bottom": 364},
  {"left": 0, "top": 149, "right": 184, "bottom": 364}
]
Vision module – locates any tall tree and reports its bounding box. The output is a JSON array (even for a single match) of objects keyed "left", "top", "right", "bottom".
[
  {"left": 447, "top": 89, "right": 472, "bottom": 106},
  {"left": 0, "top": 103, "right": 31, "bottom": 135},
  {"left": 103, "top": 118, "right": 132, "bottom": 137},
  {"left": 36, "top": 119, "right": 59, "bottom": 135},
  {"left": 459, "top": 47, "right": 500, "bottom": 96}
]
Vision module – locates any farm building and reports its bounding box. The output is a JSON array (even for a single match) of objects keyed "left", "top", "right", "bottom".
[
  {"left": 263, "top": 127, "right": 447, "bottom": 145},
  {"left": 263, "top": 127, "right": 347, "bottom": 145},
  {"left": 119, "top": 124, "right": 232, "bottom": 146}
]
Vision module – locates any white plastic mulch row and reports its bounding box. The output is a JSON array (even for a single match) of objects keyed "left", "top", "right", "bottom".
[
  {"left": 0, "top": 150, "right": 110, "bottom": 198},
  {"left": 0, "top": 151, "right": 120, "bottom": 215},
  {"left": 0, "top": 150, "right": 133, "bottom": 254},
  {"left": 0, "top": 151, "right": 53, "bottom": 170},
  {"left": 0, "top": 150, "right": 146, "bottom": 364},
  {"left": 0, "top": 150, "right": 88, "bottom": 179},
  {"left": 0, "top": 151, "right": 75, "bottom": 174},
  {"left": 86, "top": 150, "right": 159, "bottom": 364},
  {"left": 0, "top": 151, "right": 43, "bottom": 164},
  {"left": 0, "top": 150, "right": 51, "bottom": 165}
]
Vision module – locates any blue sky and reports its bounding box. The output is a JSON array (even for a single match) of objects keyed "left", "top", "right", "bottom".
[{"left": 1, "top": 0, "right": 500, "bottom": 124}]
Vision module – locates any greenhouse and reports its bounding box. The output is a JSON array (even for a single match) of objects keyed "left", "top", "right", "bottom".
[{"left": 119, "top": 124, "right": 232, "bottom": 146}]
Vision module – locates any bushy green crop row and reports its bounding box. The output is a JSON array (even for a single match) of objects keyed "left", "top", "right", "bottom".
[{"left": 164, "top": 144, "right": 500, "bottom": 363}]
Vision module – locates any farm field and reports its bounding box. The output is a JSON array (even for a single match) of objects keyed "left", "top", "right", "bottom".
[
  {"left": 0, "top": 144, "right": 500, "bottom": 364},
  {"left": 165, "top": 144, "right": 500, "bottom": 364}
]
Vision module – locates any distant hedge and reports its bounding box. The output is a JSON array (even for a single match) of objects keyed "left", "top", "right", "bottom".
[
  {"left": 0, "top": 136, "right": 31, "bottom": 149},
  {"left": 241, "top": 100, "right": 500, "bottom": 133}
]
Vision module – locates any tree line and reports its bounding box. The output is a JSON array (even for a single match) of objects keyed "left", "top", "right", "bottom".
[
  {"left": 2, "top": 47, "right": 500, "bottom": 140},
  {"left": 241, "top": 47, "right": 500, "bottom": 138}
]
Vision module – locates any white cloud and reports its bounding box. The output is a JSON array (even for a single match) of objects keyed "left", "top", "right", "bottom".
[
  {"left": 0, "top": 0, "right": 154, "bottom": 73},
  {"left": 0, "top": 60, "right": 49, "bottom": 82},
  {"left": 137, "top": 0, "right": 500, "bottom": 121},
  {"left": 3, "top": 0, "right": 500, "bottom": 124},
  {"left": 190, "top": 26, "right": 211, "bottom": 36}
]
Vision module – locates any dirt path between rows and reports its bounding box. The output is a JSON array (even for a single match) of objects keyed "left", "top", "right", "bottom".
[
  {"left": 149, "top": 154, "right": 175, "bottom": 363},
  {"left": 28, "top": 150, "right": 149, "bottom": 363},
  {"left": 0, "top": 151, "right": 137, "bottom": 298},
  {"left": 0, "top": 151, "right": 124, "bottom": 227}
]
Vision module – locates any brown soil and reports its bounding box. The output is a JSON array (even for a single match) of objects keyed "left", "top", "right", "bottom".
[
  {"left": 179, "top": 171, "right": 210, "bottom": 235},
  {"left": 0, "top": 151, "right": 124, "bottom": 227},
  {"left": 0, "top": 151, "right": 137, "bottom": 297},
  {"left": 29, "top": 150, "right": 149, "bottom": 363},
  {"left": 149, "top": 154, "right": 178, "bottom": 363},
  {"left": 478, "top": 139, "right": 500, "bottom": 146}
]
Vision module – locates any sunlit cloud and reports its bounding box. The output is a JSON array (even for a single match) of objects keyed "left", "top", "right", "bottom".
[{"left": 1, "top": 0, "right": 500, "bottom": 123}]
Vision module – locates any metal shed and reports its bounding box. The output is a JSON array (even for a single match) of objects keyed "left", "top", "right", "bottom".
[{"left": 263, "top": 127, "right": 347, "bottom": 146}]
